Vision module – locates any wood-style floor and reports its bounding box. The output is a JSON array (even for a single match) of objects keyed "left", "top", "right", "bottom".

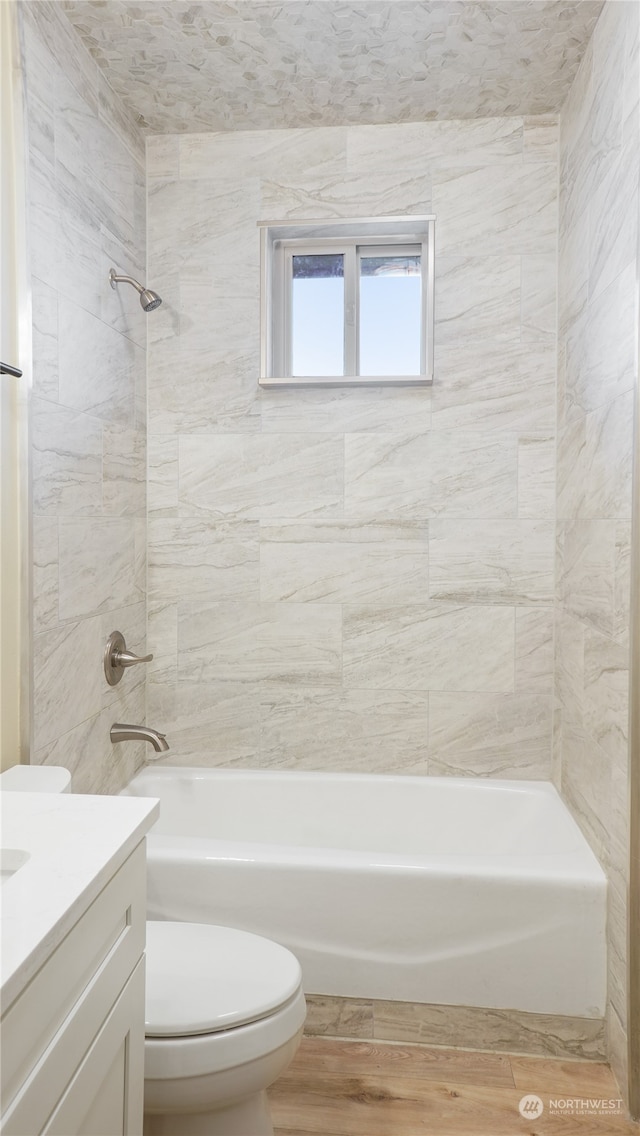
[{"left": 270, "top": 1037, "right": 638, "bottom": 1135}]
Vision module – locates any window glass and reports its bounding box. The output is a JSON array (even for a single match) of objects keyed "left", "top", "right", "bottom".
[
  {"left": 291, "top": 253, "right": 344, "bottom": 377},
  {"left": 359, "top": 254, "right": 421, "bottom": 376}
]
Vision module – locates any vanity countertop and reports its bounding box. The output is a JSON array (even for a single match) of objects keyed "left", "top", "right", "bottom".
[{"left": 0, "top": 790, "right": 159, "bottom": 1009}]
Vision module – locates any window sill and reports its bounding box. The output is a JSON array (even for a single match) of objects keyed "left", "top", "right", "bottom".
[{"left": 259, "top": 375, "right": 433, "bottom": 389}]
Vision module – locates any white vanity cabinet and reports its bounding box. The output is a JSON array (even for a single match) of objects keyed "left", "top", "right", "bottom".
[{"left": 0, "top": 792, "right": 159, "bottom": 1136}]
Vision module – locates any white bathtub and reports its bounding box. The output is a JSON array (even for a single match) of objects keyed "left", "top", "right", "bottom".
[{"left": 123, "top": 767, "right": 607, "bottom": 1019}]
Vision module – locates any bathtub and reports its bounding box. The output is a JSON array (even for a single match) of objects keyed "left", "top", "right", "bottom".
[{"left": 123, "top": 767, "right": 607, "bottom": 1019}]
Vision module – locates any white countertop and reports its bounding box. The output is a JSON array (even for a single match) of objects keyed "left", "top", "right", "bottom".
[{"left": 0, "top": 790, "right": 159, "bottom": 1009}]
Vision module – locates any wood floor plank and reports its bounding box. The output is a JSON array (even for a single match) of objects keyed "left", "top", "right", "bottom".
[
  {"left": 268, "top": 1038, "right": 636, "bottom": 1136},
  {"left": 285, "top": 1037, "right": 514, "bottom": 1087},
  {"left": 509, "top": 1055, "right": 619, "bottom": 1095}
]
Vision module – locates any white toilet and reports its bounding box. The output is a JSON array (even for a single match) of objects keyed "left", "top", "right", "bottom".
[
  {"left": 143, "top": 920, "right": 306, "bottom": 1136},
  {"left": 0, "top": 766, "right": 305, "bottom": 1135}
]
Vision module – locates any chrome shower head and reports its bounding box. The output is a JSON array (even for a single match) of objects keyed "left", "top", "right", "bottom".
[{"left": 109, "top": 268, "right": 162, "bottom": 313}]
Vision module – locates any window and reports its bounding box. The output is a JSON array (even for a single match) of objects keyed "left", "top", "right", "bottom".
[{"left": 259, "top": 216, "right": 435, "bottom": 387}]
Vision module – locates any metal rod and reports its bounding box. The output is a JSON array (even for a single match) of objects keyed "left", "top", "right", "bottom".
[{"left": 0, "top": 362, "right": 22, "bottom": 377}]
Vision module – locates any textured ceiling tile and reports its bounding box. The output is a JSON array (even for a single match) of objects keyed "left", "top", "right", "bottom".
[{"left": 60, "top": 0, "right": 603, "bottom": 134}]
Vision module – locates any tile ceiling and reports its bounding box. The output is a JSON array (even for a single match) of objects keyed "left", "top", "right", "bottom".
[{"left": 61, "top": 1, "right": 604, "bottom": 134}]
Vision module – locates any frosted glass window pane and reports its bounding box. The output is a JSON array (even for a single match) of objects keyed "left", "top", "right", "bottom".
[
  {"left": 292, "top": 254, "right": 344, "bottom": 376},
  {"left": 359, "top": 254, "right": 421, "bottom": 376}
]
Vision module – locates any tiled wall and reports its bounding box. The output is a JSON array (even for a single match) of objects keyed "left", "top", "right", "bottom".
[
  {"left": 22, "top": 1, "right": 148, "bottom": 793},
  {"left": 146, "top": 116, "right": 558, "bottom": 775},
  {"left": 555, "top": 0, "right": 639, "bottom": 1090}
]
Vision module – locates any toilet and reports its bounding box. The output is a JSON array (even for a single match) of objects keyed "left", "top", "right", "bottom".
[
  {"left": 0, "top": 766, "right": 305, "bottom": 1135},
  {"left": 143, "top": 920, "right": 306, "bottom": 1136}
]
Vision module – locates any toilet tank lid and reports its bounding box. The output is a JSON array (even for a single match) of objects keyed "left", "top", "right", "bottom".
[
  {"left": 144, "top": 921, "right": 303, "bottom": 1037},
  {"left": 0, "top": 765, "right": 71, "bottom": 793}
]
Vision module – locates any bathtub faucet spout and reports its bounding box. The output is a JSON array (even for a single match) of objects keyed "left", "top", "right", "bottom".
[{"left": 110, "top": 723, "right": 170, "bottom": 753}]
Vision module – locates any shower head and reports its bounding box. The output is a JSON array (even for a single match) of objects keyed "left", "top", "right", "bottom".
[{"left": 109, "top": 268, "right": 162, "bottom": 312}]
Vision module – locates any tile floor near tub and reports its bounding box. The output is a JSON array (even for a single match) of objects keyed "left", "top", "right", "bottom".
[{"left": 269, "top": 1038, "right": 637, "bottom": 1134}]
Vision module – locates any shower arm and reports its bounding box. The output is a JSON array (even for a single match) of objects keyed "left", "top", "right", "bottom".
[{"left": 109, "top": 269, "right": 145, "bottom": 294}]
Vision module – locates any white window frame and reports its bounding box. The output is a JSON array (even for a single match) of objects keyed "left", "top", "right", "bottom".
[{"left": 259, "top": 216, "right": 435, "bottom": 388}]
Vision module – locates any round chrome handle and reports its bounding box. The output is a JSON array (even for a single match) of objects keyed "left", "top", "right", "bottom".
[{"left": 104, "top": 631, "right": 154, "bottom": 686}]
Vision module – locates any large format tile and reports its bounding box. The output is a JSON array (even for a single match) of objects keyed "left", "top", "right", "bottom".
[
  {"left": 33, "top": 617, "right": 103, "bottom": 751},
  {"left": 58, "top": 518, "right": 139, "bottom": 620},
  {"left": 260, "top": 688, "right": 429, "bottom": 773},
  {"left": 343, "top": 605, "right": 515, "bottom": 692},
  {"left": 433, "top": 162, "right": 557, "bottom": 255},
  {"left": 147, "top": 681, "right": 261, "bottom": 766},
  {"left": 148, "top": 518, "right": 260, "bottom": 601},
  {"left": 32, "top": 399, "right": 103, "bottom": 516},
  {"left": 259, "top": 521, "right": 428, "bottom": 605},
  {"left": 429, "top": 520, "right": 554, "bottom": 605},
  {"left": 180, "top": 435, "right": 344, "bottom": 519},
  {"left": 181, "top": 127, "right": 347, "bottom": 181},
  {"left": 57, "top": 298, "right": 140, "bottom": 425},
  {"left": 178, "top": 602, "right": 342, "bottom": 684},
  {"left": 429, "top": 691, "right": 552, "bottom": 778},
  {"left": 344, "top": 432, "right": 517, "bottom": 519},
  {"left": 431, "top": 342, "right": 555, "bottom": 432},
  {"left": 434, "top": 256, "right": 521, "bottom": 345}
]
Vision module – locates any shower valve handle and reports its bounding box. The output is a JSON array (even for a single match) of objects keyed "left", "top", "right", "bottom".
[
  {"left": 104, "top": 630, "right": 153, "bottom": 686},
  {"left": 116, "top": 648, "right": 154, "bottom": 668}
]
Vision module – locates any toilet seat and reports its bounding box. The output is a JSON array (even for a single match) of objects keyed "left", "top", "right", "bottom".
[{"left": 145, "top": 921, "right": 303, "bottom": 1038}]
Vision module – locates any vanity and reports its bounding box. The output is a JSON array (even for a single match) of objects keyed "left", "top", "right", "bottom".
[{"left": 0, "top": 788, "right": 158, "bottom": 1135}]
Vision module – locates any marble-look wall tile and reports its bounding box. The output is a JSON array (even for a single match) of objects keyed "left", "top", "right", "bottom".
[
  {"left": 147, "top": 682, "right": 261, "bottom": 767},
  {"left": 147, "top": 599, "right": 178, "bottom": 684},
  {"left": 146, "top": 134, "right": 179, "bottom": 179},
  {"left": 148, "top": 519, "right": 260, "bottom": 602},
  {"left": 523, "top": 116, "right": 559, "bottom": 163},
  {"left": 33, "top": 617, "right": 103, "bottom": 751},
  {"left": 346, "top": 118, "right": 524, "bottom": 175},
  {"left": 557, "top": 520, "right": 617, "bottom": 638},
  {"left": 24, "top": 0, "right": 147, "bottom": 794},
  {"left": 178, "top": 602, "right": 342, "bottom": 685},
  {"left": 521, "top": 256, "right": 557, "bottom": 344},
  {"left": 515, "top": 609, "right": 554, "bottom": 692},
  {"left": 148, "top": 435, "right": 179, "bottom": 518},
  {"left": 35, "top": 686, "right": 146, "bottom": 796},
  {"left": 179, "top": 435, "right": 344, "bottom": 519},
  {"left": 31, "top": 277, "right": 58, "bottom": 401},
  {"left": 57, "top": 298, "right": 139, "bottom": 425},
  {"left": 260, "top": 171, "right": 431, "bottom": 221},
  {"left": 33, "top": 517, "right": 59, "bottom": 636},
  {"left": 433, "top": 162, "right": 557, "bottom": 256},
  {"left": 518, "top": 435, "right": 556, "bottom": 520},
  {"left": 102, "top": 427, "right": 146, "bottom": 517},
  {"left": 260, "top": 688, "right": 429, "bottom": 773},
  {"left": 345, "top": 432, "right": 517, "bottom": 519},
  {"left": 148, "top": 341, "right": 261, "bottom": 435},
  {"left": 343, "top": 605, "right": 515, "bottom": 693},
  {"left": 181, "top": 128, "right": 347, "bottom": 182},
  {"left": 32, "top": 398, "right": 102, "bottom": 516},
  {"left": 147, "top": 114, "right": 559, "bottom": 798},
  {"left": 260, "top": 387, "right": 432, "bottom": 436},
  {"left": 429, "top": 521, "right": 554, "bottom": 605},
  {"left": 434, "top": 257, "right": 521, "bottom": 345},
  {"left": 58, "top": 519, "right": 139, "bottom": 620},
  {"left": 583, "top": 629, "right": 630, "bottom": 765},
  {"left": 431, "top": 343, "right": 555, "bottom": 432},
  {"left": 259, "top": 521, "right": 428, "bottom": 605},
  {"left": 429, "top": 691, "right": 552, "bottom": 779}
]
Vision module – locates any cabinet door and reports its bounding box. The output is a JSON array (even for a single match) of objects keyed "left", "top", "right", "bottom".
[{"left": 44, "top": 960, "right": 145, "bottom": 1136}]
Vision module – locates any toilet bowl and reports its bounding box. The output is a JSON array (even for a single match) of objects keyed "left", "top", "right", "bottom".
[{"left": 143, "top": 921, "right": 306, "bottom": 1136}]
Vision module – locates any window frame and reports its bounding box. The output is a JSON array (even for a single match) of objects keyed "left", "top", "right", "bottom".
[{"left": 259, "top": 216, "right": 435, "bottom": 388}]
